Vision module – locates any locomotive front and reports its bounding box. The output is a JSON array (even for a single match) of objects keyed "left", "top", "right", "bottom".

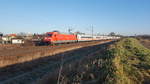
[{"left": 43, "top": 32, "right": 53, "bottom": 45}]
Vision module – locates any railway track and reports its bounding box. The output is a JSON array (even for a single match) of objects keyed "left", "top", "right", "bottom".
[
  {"left": 0, "top": 41, "right": 108, "bottom": 57},
  {"left": 0, "top": 40, "right": 115, "bottom": 84}
]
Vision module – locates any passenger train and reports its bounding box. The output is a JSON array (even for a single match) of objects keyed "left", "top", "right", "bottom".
[{"left": 43, "top": 31, "right": 120, "bottom": 45}]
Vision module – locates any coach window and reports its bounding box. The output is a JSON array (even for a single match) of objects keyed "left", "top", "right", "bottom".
[{"left": 81, "top": 37, "right": 92, "bottom": 38}]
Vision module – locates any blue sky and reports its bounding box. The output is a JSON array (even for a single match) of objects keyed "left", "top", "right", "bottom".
[{"left": 0, "top": 0, "right": 150, "bottom": 35}]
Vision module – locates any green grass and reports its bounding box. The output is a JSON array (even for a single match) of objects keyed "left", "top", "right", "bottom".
[{"left": 106, "top": 38, "right": 150, "bottom": 84}]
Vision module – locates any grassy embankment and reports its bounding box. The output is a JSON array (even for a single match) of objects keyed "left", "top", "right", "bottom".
[
  {"left": 106, "top": 38, "right": 150, "bottom": 84},
  {"left": 39, "top": 38, "right": 150, "bottom": 84}
]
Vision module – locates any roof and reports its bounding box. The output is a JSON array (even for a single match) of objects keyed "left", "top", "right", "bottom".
[{"left": 8, "top": 34, "right": 17, "bottom": 37}]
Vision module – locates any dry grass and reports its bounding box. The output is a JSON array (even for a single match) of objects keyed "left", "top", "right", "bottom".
[
  {"left": 139, "top": 39, "right": 150, "bottom": 49},
  {"left": 0, "top": 41, "right": 109, "bottom": 68},
  {"left": 37, "top": 38, "right": 150, "bottom": 84}
]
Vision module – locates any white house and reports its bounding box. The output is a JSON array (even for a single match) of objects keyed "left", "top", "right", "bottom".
[{"left": 11, "top": 38, "right": 24, "bottom": 44}]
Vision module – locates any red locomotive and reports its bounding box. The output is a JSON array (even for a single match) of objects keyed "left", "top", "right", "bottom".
[{"left": 43, "top": 31, "right": 77, "bottom": 44}]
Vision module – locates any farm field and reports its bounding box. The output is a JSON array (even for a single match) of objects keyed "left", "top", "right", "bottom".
[
  {"left": 0, "top": 40, "right": 112, "bottom": 68},
  {"left": 138, "top": 36, "right": 150, "bottom": 49},
  {"left": 0, "top": 40, "right": 114, "bottom": 84}
]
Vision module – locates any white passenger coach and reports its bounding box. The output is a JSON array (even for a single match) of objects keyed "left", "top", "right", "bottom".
[{"left": 77, "top": 34, "right": 120, "bottom": 42}]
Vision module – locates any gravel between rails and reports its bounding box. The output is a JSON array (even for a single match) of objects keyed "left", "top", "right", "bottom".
[{"left": 0, "top": 40, "right": 115, "bottom": 84}]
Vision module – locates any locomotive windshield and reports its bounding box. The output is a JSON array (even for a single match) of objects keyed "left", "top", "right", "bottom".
[{"left": 47, "top": 34, "right": 52, "bottom": 37}]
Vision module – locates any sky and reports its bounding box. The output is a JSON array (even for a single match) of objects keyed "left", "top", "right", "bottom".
[{"left": 0, "top": 0, "right": 150, "bottom": 35}]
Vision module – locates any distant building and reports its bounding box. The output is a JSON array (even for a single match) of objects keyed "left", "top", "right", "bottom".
[
  {"left": 11, "top": 38, "right": 24, "bottom": 44},
  {"left": 1, "top": 36, "right": 11, "bottom": 44}
]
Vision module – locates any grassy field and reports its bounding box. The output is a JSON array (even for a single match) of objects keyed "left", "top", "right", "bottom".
[
  {"left": 107, "top": 38, "right": 150, "bottom": 84},
  {"left": 39, "top": 38, "right": 150, "bottom": 84},
  {"left": 137, "top": 37, "right": 150, "bottom": 49}
]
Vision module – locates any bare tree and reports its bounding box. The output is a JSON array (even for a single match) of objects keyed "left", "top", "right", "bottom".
[
  {"left": 68, "top": 28, "right": 73, "bottom": 34},
  {"left": 0, "top": 32, "right": 3, "bottom": 37},
  {"left": 109, "top": 32, "right": 116, "bottom": 36}
]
